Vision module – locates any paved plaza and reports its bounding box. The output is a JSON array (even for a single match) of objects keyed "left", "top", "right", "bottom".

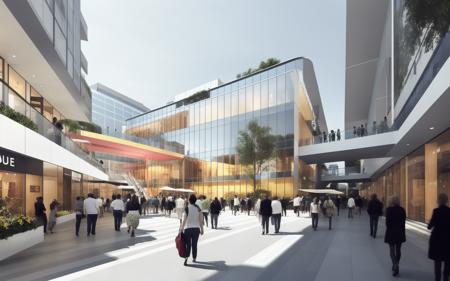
[{"left": 0, "top": 209, "right": 433, "bottom": 281}]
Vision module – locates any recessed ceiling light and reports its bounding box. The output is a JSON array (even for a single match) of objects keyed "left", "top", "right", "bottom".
[
  {"left": 32, "top": 74, "right": 36, "bottom": 78},
  {"left": 12, "top": 54, "right": 16, "bottom": 58},
  {"left": 429, "top": 126, "right": 435, "bottom": 130},
  {"left": 406, "top": 143, "right": 410, "bottom": 146}
]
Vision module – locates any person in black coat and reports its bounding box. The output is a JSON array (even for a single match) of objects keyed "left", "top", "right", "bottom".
[
  {"left": 428, "top": 193, "right": 450, "bottom": 281},
  {"left": 34, "top": 197, "right": 47, "bottom": 234},
  {"left": 209, "top": 197, "right": 222, "bottom": 229},
  {"left": 384, "top": 196, "right": 406, "bottom": 277},
  {"left": 259, "top": 195, "right": 272, "bottom": 235},
  {"left": 367, "top": 193, "right": 383, "bottom": 238}
]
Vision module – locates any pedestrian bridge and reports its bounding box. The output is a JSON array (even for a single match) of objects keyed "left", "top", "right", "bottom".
[{"left": 298, "top": 131, "right": 397, "bottom": 164}]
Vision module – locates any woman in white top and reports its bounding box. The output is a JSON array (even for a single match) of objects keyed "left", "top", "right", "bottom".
[
  {"left": 180, "top": 194, "right": 204, "bottom": 266},
  {"left": 310, "top": 197, "right": 320, "bottom": 231}
]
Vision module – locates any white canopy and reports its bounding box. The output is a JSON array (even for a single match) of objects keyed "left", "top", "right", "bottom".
[
  {"left": 298, "top": 189, "right": 344, "bottom": 195},
  {"left": 175, "top": 188, "right": 195, "bottom": 193},
  {"left": 159, "top": 186, "right": 175, "bottom": 191}
]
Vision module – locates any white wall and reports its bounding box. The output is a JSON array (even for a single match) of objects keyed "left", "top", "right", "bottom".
[{"left": 0, "top": 114, "right": 108, "bottom": 180}]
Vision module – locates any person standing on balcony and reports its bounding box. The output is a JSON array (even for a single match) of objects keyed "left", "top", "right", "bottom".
[
  {"left": 34, "top": 197, "right": 47, "bottom": 234},
  {"left": 111, "top": 194, "right": 125, "bottom": 231},
  {"left": 384, "top": 196, "right": 406, "bottom": 277},
  {"left": 427, "top": 193, "right": 450, "bottom": 281},
  {"left": 337, "top": 129, "right": 341, "bottom": 141},
  {"left": 367, "top": 194, "right": 383, "bottom": 238},
  {"left": 322, "top": 131, "right": 327, "bottom": 142},
  {"left": 84, "top": 193, "right": 100, "bottom": 236},
  {"left": 372, "top": 121, "right": 377, "bottom": 135}
]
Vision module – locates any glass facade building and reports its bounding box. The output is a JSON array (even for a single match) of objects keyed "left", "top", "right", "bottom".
[
  {"left": 124, "top": 58, "right": 327, "bottom": 199},
  {"left": 91, "top": 83, "right": 149, "bottom": 136}
]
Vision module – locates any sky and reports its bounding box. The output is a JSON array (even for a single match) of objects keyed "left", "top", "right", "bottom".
[{"left": 81, "top": 0, "right": 346, "bottom": 131}]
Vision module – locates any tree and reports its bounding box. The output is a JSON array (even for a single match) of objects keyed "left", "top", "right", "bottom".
[
  {"left": 235, "top": 58, "right": 281, "bottom": 78},
  {"left": 236, "top": 120, "right": 275, "bottom": 192}
]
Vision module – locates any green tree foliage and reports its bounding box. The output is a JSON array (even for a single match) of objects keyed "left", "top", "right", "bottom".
[
  {"left": 60, "top": 119, "right": 102, "bottom": 134},
  {"left": 236, "top": 58, "right": 281, "bottom": 79},
  {"left": 404, "top": 0, "right": 450, "bottom": 52},
  {"left": 236, "top": 120, "right": 275, "bottom": 192}
]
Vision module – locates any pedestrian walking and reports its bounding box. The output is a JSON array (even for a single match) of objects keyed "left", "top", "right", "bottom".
[
  {"left": 111, "top": 194, "right": 125, "bottom": 231},
  {"left": 126, "top": 194, "right": 141, "bottom": 237},
  {"left": 311, "top": 197, "right": 319, "bottom": 231},
  {"left": 48, "top": 199, "right": 59, "bottom": 233},
  {"left": 140, "top": 197, "right": 147, "bottom": 215},
  {"left": 209, "top": 197, "right": 221, "bottom": 229},
  {"left": 247, "top": 197, "right": 253, "bottom": 216},
  {"left": 97, "top": 197, "right": 104, "bottom": 217},
  {"left": 255, "top": 198, "right": 261, "bottom": 219},
  {"left": 220, "top": 198, "right": 226, "bottom": 212},
  {"left": 323, "top": 196, "right": 336, "bottom": 230},
  {"left": 347, "top": 196, "right": 355, "bottom": 219},
  {"left": 166, "top": 196, "right": 174, "bottom": 217},
  {"left": 427, "top": 193, "right": 450, "bottom": 281},
  {"left": 84, "top": 193, "right": 100, "bottom": 236},
  {"left": 233, "top": 195, "right": 240, "bottom": 216},
  {"left": 367, "top": 194, "right": 383, "bottom": 238},
  {"left": 271, "top": 197, "right": 282, "bottom": 233},
  {"left": 74, "top": 196, "right": 84, "bottom": 236},
  {"left": 336, "top": 196, "right": 341, "bottom": 216},
  {"left": 34, "top": 197, "right": 47, "bottom": 234},
  {"left": 161, "top": 196, "right": 166, "bottom": 214},
  {"left": 281, "top": 198, "right": 288, "bottom": 217},
  {"left": 355, "top": 196, "right": 363, "bottom": 215},
  {"left": 293, "top": 194, "right": 301, "bottom": 217},
  {"left": 176, "top": 196, "right": 186, "bottom": 223},
  {"left": 179, "top": 194, "right": 204, "bottom": 266},
  {"left": 384, "top": 196, "right": 406, "bottom": 277},
  {"left": 259, "top": 195, "right": 272, "bottom": 235},
  {"left": 240, "top": 198, "right": 247, "bottom": 214}
]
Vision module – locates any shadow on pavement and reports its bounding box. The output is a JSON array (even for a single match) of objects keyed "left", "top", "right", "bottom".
[{"left": 185, "top": 260, "right": 228, "bottom": 271}]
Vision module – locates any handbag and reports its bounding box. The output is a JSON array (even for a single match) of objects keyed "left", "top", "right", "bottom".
[{"left": 175, "top": 232, "right": 187, "bottom": 258}]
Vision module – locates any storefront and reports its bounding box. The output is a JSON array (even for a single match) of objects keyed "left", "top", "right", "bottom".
[
  {"left": 0, "top": 147, "right": 43, "bottom": 216},
  {"left": 0, "top": 147, "right": 121, "bottom": 216},
  {"left": 361, "top": 128, "right": 450, "bottom": 223}
]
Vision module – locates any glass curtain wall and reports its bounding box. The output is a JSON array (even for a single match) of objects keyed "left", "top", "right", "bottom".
[
  {"left": 362, "top": 129, "right": 450, "bottom": 223},
  {"left": 126, "top": 60, "right": 310, "bottom": 199}
]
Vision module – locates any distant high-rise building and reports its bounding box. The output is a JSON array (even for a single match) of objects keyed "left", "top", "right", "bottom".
[{"left": 91, "top": 83, "right": 149, "bottom": 135}]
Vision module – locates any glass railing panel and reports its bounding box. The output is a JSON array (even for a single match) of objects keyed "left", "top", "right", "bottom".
[{"left": 0, "top": 79, "right": 105, "bottom": 172}]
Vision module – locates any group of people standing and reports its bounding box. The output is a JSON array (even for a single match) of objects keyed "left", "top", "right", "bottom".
[{"left": 34, "top": 197, "right": 60, "bottom": 234}]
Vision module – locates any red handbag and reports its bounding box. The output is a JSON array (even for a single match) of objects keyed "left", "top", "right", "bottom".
[{"left": 175, "top": 232, "right": 187, "bottom": 258}]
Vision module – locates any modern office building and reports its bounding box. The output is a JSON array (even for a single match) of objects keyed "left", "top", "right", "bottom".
[
  {"left": 299, "top": 0, "right": 450, "bottom": 223},
  {"left": 0, "top": 0, "right": 113, "bottom": 216},
  {"left": 91, "top": 83, "right": 149, "bottom": 136},
  {"left": 121, "top": 58, "right": 327, "bottom": 199}
]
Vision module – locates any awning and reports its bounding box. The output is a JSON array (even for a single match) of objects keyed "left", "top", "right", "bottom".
[
  {"left": 70, "top": 130, "right": 184, "bottom": 161},
  {"left": 298, "top": 189, "right": 344, "bottom": 195},
  {"left": 159, "top": 186, "right": 175, "bottom": 191}
]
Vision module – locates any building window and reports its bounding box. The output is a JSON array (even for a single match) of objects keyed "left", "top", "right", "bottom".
[{"left": 8, "top": 66, "right": 26, "bottom": 99}]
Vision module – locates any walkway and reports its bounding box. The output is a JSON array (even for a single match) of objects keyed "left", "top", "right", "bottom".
[{"left": 0, "top": 209, "right": 433, "bottom": 281}]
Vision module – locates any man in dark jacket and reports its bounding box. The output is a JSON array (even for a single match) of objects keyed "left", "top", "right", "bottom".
[
  {"left": 209, "top": 197, "right": 222, "bottom": 229},
  {"left": 259, "top": 195, "right": 272, "bottom": 235},
  {"left": 34, "top": 197, "right": 47, "bottom": 234},
  {"left": 367, "top": 193, "right": 383, "bottom": 238}
]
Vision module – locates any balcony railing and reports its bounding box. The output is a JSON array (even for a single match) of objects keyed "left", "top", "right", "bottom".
[
  {"left": 300, "top": 121, "right": 394, "bottom": 146},
  {"left": 321, "top": 166, "right": 367, "bottom": 177},
  {"left": 0, "top": 79, "right": 105, "bottom": 171}
]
